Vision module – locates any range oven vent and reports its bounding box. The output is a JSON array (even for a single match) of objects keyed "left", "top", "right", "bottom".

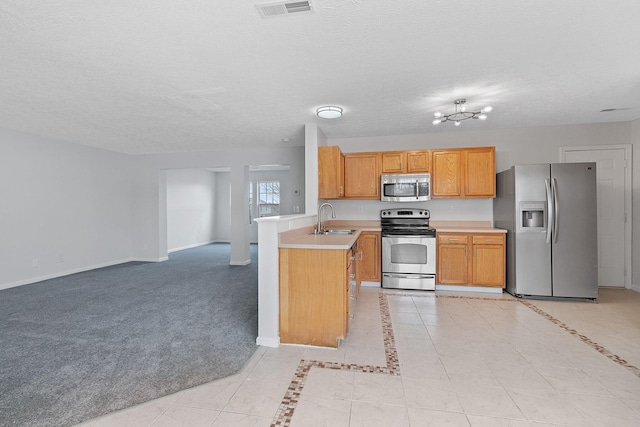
[{"left": 256, "top": 1, "right": 313, "bottom": 18}]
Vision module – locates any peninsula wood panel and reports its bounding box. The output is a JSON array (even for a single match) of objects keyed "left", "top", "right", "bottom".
[{"left": 279, "top": 248, "right": 348, "bottom": 347}]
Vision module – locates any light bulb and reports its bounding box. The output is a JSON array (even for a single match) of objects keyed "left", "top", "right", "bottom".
[
  {"left": 455, "top": 121, "right": 461, "bottom": 126},
  {"left": 460, "top": 104, "right": 466, "bottom": 112},
  {"left": 434, "top": 112, "right": 442, "bottom": 118},
  {"left": 483, "top": 105, "right": 493, "bottom": 113},
  {"left": 432, "top": 119, "right": 441, "bottom": 125},
  {"left": 478, "top": 113, "right": 488, "bottom": 120}
]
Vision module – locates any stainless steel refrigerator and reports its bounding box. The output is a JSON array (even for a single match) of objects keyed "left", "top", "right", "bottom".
[{"left": 494, "top": 163, "right": 598, "bottom": 299}]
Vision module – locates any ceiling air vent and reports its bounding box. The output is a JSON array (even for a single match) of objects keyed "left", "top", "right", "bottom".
[{"left": 256, "top": 1, "right": 313, "bottom": 18}]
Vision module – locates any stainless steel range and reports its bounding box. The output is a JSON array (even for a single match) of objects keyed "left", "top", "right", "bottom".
[{"left": 381, "top": 208, "right": 436, "bottom": 290}]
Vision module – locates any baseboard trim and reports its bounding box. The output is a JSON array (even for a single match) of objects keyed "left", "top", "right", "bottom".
[
  {"left": 435, "top": 285, "right": 504, "bottom": 294},
  {"left": 0, "top": 257, "right": 135, "bottom": 291},
  {"left": 629, "top": 284, "right": 640, "bottom": 293},
  {"left": 361, "top": 281, "right": 381, "bottom": 287},
  {"left": 256, "top": 336, "right": 280, "bottom": 348},
  {"left": 133, "top": 257, "right": 169, "bottom": 262},
  {"left": 168, "top": 240, "right": 216, "bottom": 253},
  {"left": 230, "top": 259, "right": 251, "bottom": 266}
]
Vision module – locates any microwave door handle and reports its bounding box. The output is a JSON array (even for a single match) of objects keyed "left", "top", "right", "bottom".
[{"left": 415, "top": 180, "right": 419, "bottom": 199}]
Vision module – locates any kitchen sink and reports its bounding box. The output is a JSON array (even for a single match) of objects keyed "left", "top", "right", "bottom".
[
  {"left": 327, "top": 229, "right": 357, "bottom": 235},
  {"left": 312, "top": 229, "right": 357, "bottom": 235}
]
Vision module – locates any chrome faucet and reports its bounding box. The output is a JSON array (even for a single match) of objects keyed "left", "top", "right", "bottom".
[{"left": 316, "top": 202, "right": 336, "bottom": 234}]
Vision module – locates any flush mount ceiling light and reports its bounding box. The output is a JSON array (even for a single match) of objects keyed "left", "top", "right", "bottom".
[
  {"left": 432, "top": 99, "right": 493, "bottom": 126},
  {"left": 316, "top": 106, "right": 343, "bottom": 119}
]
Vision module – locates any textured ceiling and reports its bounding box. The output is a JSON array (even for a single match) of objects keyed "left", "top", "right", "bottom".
[{"left": 1, "top": 1, "right": 639, "bottom": 154}]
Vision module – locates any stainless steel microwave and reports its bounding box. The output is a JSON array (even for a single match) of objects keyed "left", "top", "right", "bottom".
[{"left": 380, "top": 174, "right": 431, "bottom": 202}]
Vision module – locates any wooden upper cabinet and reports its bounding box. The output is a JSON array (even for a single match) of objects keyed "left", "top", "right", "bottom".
[
  {"left": 406, "top": 150, "right": 431, "bottom": 173},
  {"left": 432, "top": 147, "right": 496, "bottom": 198},
  {"left": 344, "top": 152, "right": 381, "bottom": 199},
  {"left": 381, "top": 152, "right": 405, "bottom": 173},
  {"left": 464, "top": 147, "right": 496, "bottom": 198},
  {"left": 381, "top": 150, "right": 430, "bottom": 174},
  {"left": 318, "top": 146, "right": 344, "bottom": 199},
  {"left": 431, "top": 149, "right": 463, "bottom": 197}
]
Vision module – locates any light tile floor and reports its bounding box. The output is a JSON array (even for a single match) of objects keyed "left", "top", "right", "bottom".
[{"left": 77, "top": 288, "right": 640, "bottom": 426}]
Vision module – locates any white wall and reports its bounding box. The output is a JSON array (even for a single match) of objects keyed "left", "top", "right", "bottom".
[
  {"left": 631, "top": 118, "right": 640, "bottom": 290},
  {"left": 0, "top": 129, "right": 134, "bottom": 289},
  {"left": 130, "top": 146, "right": 306, "bottom": 265},
  {"left": 214, "top": 172, "right": 231, "bottom": 243},
  {"left": 166, "top": 169, "right": 217, "bottom": 252}
]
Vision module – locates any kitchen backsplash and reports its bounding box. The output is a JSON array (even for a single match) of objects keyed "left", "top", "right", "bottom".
[{"left": 323, "top": 198, "right": 494, "bottom": 222}]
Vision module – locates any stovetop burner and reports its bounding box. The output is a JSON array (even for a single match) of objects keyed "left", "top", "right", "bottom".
[{"left": 380, "top": 208, "right": 435, "bottom": 237}]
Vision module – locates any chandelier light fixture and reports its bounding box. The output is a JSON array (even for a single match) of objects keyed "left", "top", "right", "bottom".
[
  {"left": 432, "top": 99, "right": 493, "bottom": 126},
  {"left": 316, "top": 106, "right": 343, "bottom": 119}
]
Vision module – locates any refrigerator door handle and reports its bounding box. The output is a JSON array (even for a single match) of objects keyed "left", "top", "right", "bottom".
[
  {"left": 552, "top": 178, "right": 559, "bottom": 243},
  {"left": 545, "top": 178, "right": 554, "bottom": 244}
]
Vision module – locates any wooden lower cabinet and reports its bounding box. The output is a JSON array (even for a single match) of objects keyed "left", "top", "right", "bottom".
[
  {"left": 279, "top": 248, "right": 351, "bottom": 347},
  {"left": 358, "top": 231, "right": 381, "bottom": 283},
  {"left": 437, "top": 233, "right": 506, "bottom": 287}
]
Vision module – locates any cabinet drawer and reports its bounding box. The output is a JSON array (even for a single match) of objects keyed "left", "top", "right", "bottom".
[
  {"left": 472, "top": 234, "right": 505, "bottom": 245},
  {"left": 437, "top": 234, "right": 468, "bottom": 244}
]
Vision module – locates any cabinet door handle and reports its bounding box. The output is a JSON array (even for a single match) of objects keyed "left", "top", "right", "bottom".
[{"left": 465, "top": 247, "right": 468, "bottom": 257}]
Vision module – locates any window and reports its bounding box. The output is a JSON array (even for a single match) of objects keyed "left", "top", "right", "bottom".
[{"left": 257, "top": 181, "right": 280, "bottom": 217}]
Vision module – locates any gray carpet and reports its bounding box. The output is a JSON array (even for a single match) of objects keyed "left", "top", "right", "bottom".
[{"left": 0, "top": 243, "right": 258, "bottom": 427}]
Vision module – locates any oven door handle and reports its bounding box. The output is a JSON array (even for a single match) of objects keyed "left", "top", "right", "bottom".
[
  {"left": 382, "top": 234, "right": 435, "bottom": 238},
  {"left": 383, "top": 273, "right": 435, "bottom": 279}
]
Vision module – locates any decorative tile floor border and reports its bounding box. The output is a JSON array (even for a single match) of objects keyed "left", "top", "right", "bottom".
[
  {"left": 389, "top": 290, "right": 640, "bottom": 379},
  {"left": 270, "top": 294, "right": 398, "bottom": 427},
  {"left": 270, "top": 291, "right": 640, "bottom": 426},
  {"left": 518, "top": 299, "right": 640, "bottom": 379}
]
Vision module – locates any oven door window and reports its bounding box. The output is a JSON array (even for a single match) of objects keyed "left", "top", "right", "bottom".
[{"left": 390, "top": 243, "right": 428, "bottom": 264}]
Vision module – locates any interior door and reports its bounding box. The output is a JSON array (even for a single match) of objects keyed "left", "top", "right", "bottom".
[{"left": 563, "top": 148, "right": 627, "bottom": 287}]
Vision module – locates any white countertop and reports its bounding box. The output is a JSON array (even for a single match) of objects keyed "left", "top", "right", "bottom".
[
  {"left": 278, "top": 220, "right": 506, "bottom": 250},
  {"left": 279, "top": 230, "right": 360, "bottom": 250}
]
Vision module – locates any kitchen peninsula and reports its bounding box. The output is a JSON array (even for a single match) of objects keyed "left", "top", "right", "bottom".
[{"left": 278, "top": 220, "right": 505, "bottom": 347}]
